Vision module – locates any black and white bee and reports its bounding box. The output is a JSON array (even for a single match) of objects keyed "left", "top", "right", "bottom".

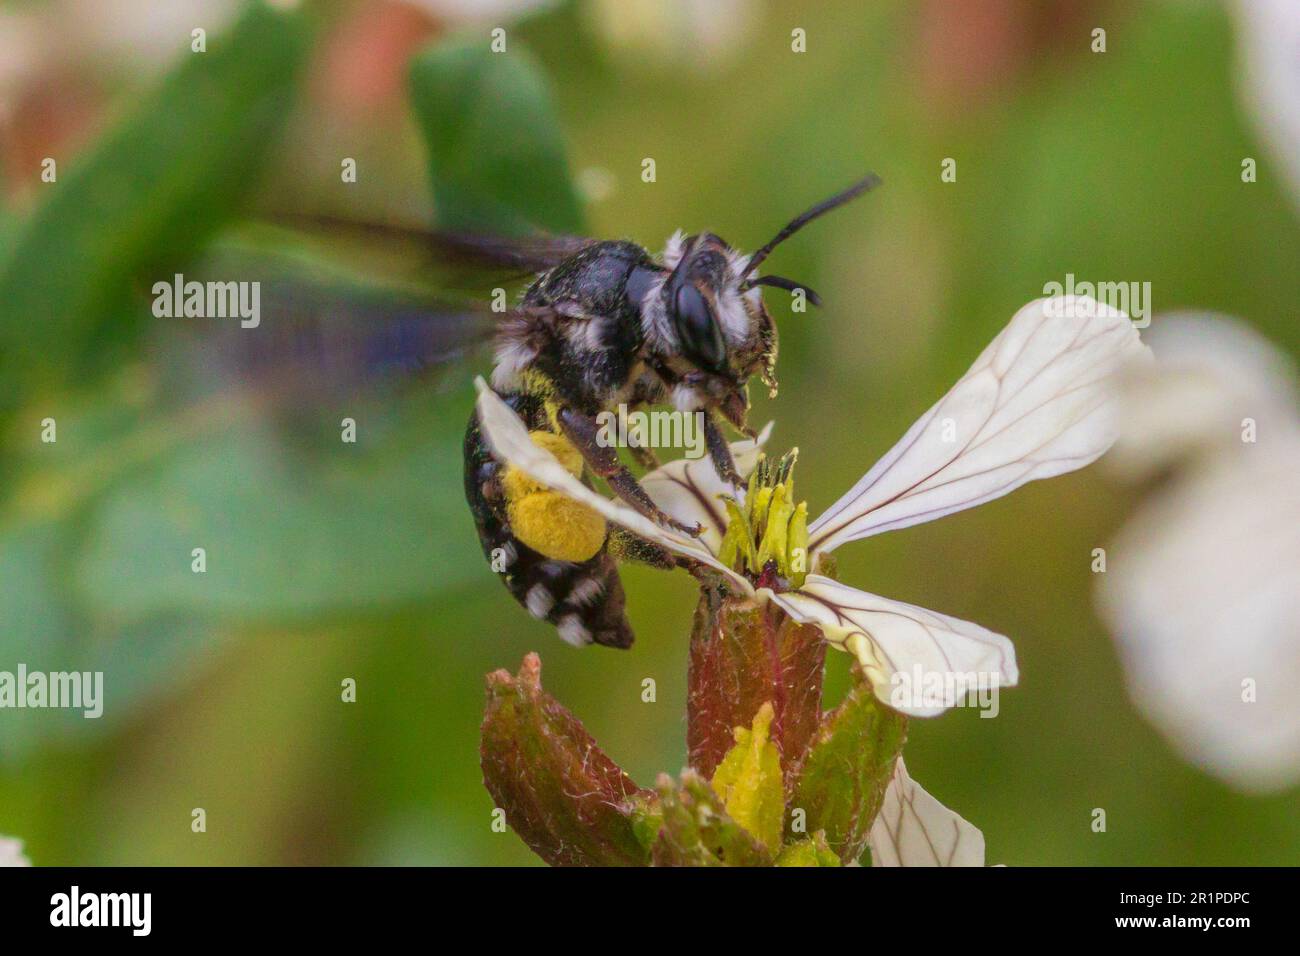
[
  {"left": 459, "top": 174, "right": 880, "bottom": 649},
  {"left": 218, "top": 174, "right": 879, "bottom": 649}
]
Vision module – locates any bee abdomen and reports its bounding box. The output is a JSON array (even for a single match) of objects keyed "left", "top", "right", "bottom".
[
  {"left": 517, "top": 552, "right": 633, "bottom": 649},
  {"left": 464, "top": 399, "right": 635, "bottom": 649}
]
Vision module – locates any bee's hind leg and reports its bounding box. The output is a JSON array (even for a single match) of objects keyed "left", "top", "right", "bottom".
[
  {"left": 558, "top": 407, "right": 702, "bottom": 537},
  {"left": 608, "top": 528, "right": 678, "bottom": 570}
]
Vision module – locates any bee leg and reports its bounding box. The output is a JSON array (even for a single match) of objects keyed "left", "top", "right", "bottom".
[
  {"left": 704, "top": 413, "right": 743, "bottom": 487},
  {"left": 557, "top": 407, "right": 703, "bottom": 537},
  {"left": 608, "top": 528, "right": 676, "bottom": 570}
]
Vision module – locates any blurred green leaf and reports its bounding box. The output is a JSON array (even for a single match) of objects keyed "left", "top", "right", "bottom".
[
  {"left": 0, "top": 0, "right": 312, "bottom": 403},
  {"left": 0, "top": 378, "right": 475, "bottom": 757},
  {"left": 0, "top": 510, "right": 220, "bottom": 761},
  {"left": 408, "top": 36, "right": 584, "bottom": 235},
  {"left": 67, "top": 390, "right": 476, "bottom": 620}
]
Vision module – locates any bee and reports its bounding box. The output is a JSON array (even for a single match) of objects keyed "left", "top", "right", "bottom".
[
  {"left": 460, "top": 175, "right": 880, "bottom": 649},
  {"left": 207, "top": 175, "right": 877, "bottom": 649}
]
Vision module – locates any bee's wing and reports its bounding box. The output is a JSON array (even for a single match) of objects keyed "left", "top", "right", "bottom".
[
  {"left": 266, "top": 213, "right": 596, "bottom": 282},
  {"left": 152, "top": 268, "right": 515, "bottom": 415}
]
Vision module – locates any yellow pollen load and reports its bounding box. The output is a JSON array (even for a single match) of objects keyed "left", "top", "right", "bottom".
[{"left": 503, "top": 430, "right": 607, "bottom": 563}]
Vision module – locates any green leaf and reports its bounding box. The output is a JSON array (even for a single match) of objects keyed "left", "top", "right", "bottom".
[
  {"left": 0, "top": 0, "right": 313, "bottom": 403},
  {"left": 789, "top": 666, "right": 908, "bottom": 864},
  {"left": 480, "top": 654, "right": 649, "bottom": 867},
  {"left": 0, "top": 512, "right": 222, "bottom": 761},
  {"left": 65, "top": 389, "right": 478, "bottom": 620},
  {"left": 408, "top": 36, "right": 584, "bottom": 235},
  {"left": 0, "top": 377, "right": 477, "bottom": 758}
]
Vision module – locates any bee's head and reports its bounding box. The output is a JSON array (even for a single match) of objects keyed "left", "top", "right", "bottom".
[
  {"left": 647, "top": 230, "right": 775, "bottom": 433},
  {"left": 645, "top": 174, "right": 881, "bottom": 433}
]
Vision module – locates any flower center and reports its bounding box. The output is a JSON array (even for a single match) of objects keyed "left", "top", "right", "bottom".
[{"left": 717, "top": 450, "right": 809, "bottom": 591}]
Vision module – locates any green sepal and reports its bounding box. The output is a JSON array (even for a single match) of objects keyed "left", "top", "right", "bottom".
[
  {"left": 480, "top": 654, "right": 649, "bottom": 867},
  {"left": 687, "top": 586, "right": 826, "bottom": 788},
  {"left": 641, "top": 770, "right": 772, "bottom": 867},
  {"left": 787, "top": 664, "right": 908, "bottom": 863},
  {"left": 776, "top": 831, "right": 843, "bottom": 867}
]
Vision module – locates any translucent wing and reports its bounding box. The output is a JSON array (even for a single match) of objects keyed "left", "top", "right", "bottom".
[
  {"left": 809, "top": 296, "right": 1150, "bottom": 555},
  {"left": 191, "top": 280, "right": 494, "bottom": 389},
  {"left": 869, "top": 759, "right": 986, "bottom": 867},
  {"left": 267, "top": 213, "right": 596, "bottom": 278},
  {"left": 474, "top": 379, "right": 753, "bottom": 591},
  {"left": 769, "top": 576, "right": 1016, "bottom": 717}
]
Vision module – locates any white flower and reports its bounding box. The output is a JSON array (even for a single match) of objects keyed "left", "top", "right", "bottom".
[
  {"left": 1233, "top": 0, "right": 1300, "bottom": 209},
  {"left": 476, "top": 295, "right": 1148, "bottom": 716},
  {"left": 0, "top": 835, "right": 31, "bottom": 867},
  {"left": 1098, "top": 313, "right": 1300, "bottom": 793},
  {"left": 869, "top": 759, "right": 985, "bottom": 867}
]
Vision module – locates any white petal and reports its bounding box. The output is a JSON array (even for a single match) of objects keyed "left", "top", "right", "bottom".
[
  {"left": 639, "top": 421, "right": 772, "bottom": 552},
  {"left": 869, "top": 759, "right": 986, "bottom": 867},
  {"left": 768, "top": 575, "right": 1017, "bottom": 717},
  {"left": 808, "top": 296, "right": 1150, "bottom": 554},
  {"left": 1098, "top": 439, "right": 1300, "bottom": 793},
  {"left": 473, "top": 379, "right": 752, "bottom": 590}
]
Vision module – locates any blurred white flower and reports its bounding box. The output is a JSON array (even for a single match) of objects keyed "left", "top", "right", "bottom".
[
  {"left": 0, "top": 835, "right": 31, "bottom": 867},
  {"left": 584, "top": 0, "right": 755, "bottom": 69},
  {"left": 869, "top": 759, "right": 986, "bottom": 866},
  {"left": 0, "top": 0, "right": 239, "bottom": 115},
  {"left": 1098, "top": 313, "right": 1300, "bottom": 793},
  {"left": 404, "top": 0, "right": 557, "bottom": 19},
  {"left": 1105, "top": 313, "right": 1297, "bottom": 481},
  {"left": 1233, "top": 0, "right": 1300, "bottom": 208},
  {"left": 476, "top": 295, "right": 1148, "bottom": 716}
]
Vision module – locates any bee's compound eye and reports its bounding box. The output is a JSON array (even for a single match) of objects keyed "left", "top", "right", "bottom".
[{"left": 672, "top": 284, "right": 726, "bottom": 372}]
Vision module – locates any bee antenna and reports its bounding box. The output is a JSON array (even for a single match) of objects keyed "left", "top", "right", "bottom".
[
  {"left": 739, "top": 172, "right": 881, "bottom": 279},
  {"left": 743, "top": 274, "right": 822, "bottom": 307}
]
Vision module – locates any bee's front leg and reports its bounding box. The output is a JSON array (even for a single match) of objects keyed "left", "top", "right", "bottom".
[
  {"left": 703, "top": 412, "right": 743, "bottom": 488},
  {"left": 557, "top": 407, "right": 702, "bottom": 537}
]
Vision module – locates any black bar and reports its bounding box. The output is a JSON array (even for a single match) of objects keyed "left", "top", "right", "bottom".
[{"left": 0, "top": 866, "right": 1277, "bottom": 941}]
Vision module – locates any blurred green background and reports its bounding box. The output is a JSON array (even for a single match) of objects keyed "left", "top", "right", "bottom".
[{"left": 0, "top": 0, "right": 1296, "bottom": 865}]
